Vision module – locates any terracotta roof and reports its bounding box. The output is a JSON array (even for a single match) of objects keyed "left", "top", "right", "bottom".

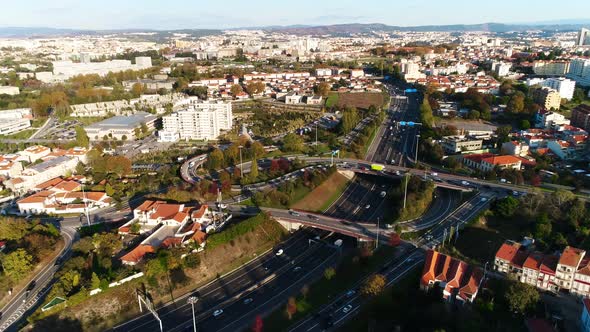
[
  {"left": 52, "top": 180, "right": 81, "bottom": 192},
  {"left": 421, "top": 250, "right": 438, "bottom": 287},
  {"left": 540, "top": 255, "right": 559, "bottom": 274},
  {"left": 121, "top": 244, "right": 155, "bottom": 264},
  {"left": 559, "top": 246, "right": 585, "bottom": 268},
  {"left": 191, "top": 205, "right": 208, "bottom": 219},
  {"left": 35, "top": 177, "right": 64, "bottom": 190},
  {"left": 191, "top": 230, "right": 207, "bottom": 245},
  {"left": 482, "top": 155, "right": 521, "bottom": 166},
  {"left": 17, "top": 190, "right": 53, "bottom": 204},
  {"left": 495, "top": 241, "right": 521, "bottom": 262},
  {"left": 135, "top": 200, "right": 158, "bottom": 212},
  {"left": 151, "top": 203, "right": 183, "bottom": 221},
  {"left": 161, "top": 237, "right": 183, "bottom": 248},
  {"left": 457, "top": 267, "right": 483, "bottom": 302},
  {"left": 523, "top": 252, "right": 544, "bottom": 271},
  {"left": 463, "top": 153, "right": 496, "bottom": 164}
]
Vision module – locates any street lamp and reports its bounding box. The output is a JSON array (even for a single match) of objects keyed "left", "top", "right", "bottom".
[
  {"left": 414, "top": 134, "right": 420, "bottom": 165},
  {"left": 238, "top": 145, "right": 243, "bottom": 179},
  {"left": 403, "top": 173, "right": 410, "bottom": 210},
  {"left": 187, "top": 296, "right": 199, "bottom": 332}
]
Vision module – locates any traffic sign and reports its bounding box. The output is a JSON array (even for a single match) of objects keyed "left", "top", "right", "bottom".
[{"left": 399, "top": 121, "right": 406, "bottom": 126}]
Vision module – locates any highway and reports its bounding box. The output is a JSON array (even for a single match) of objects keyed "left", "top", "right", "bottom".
[{"left": 110, "top": 229, "right": 340, "bottom": 332}]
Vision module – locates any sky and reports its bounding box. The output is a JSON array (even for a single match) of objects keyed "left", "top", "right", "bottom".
[{"left": 1, "top": 0, "right": 590, "bottom": 30}]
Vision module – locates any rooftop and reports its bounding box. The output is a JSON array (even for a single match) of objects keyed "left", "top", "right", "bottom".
[{"left": 85, "top": 111, "right": 157, "bottom": 130}]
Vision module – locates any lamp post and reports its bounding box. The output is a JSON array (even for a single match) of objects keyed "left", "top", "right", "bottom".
[
  {"left": 403, "top": 173, "right": 409, "bottom": 210},
  {"left": 238, "top": 145, "right": 243, "bottom": 179},
  {"left": 414, "top": 134, "right": 420, "bottom": 165},
  {"left": 187, "top": 296, "right": 199, "bottom": 332}
]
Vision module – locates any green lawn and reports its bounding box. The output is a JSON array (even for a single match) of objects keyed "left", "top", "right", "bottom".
[
  {"left": 262, "top": 246, "right": 397, "bottom": 331},
  {"left": 325, "top": 93, "right": 339, "bottom": 108},
  {"left": 0, "top": 129, "right": 36, "bottom": 139}
]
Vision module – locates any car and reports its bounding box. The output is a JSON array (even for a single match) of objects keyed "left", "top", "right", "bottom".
[
  {"left": 276, "top": 249, "right": 284, "bottom": 256},
  {"left": 213, "top": 309, "right": 224, "bottom": 317},
  {"left": 340, "top": 220, "right": 351, "bottom": 226},
  {"left": 345, "top": 290, "right": 356, "bottom": 297},
  {"left": 480, "top": 197, "right": 488, "bottom": 202},
  {"left": 431, "top": 172, "right": 438, "bottom": 177},
  {"left": 365, "top": 204, "right": 371, "bottom": 209},
  {"left": 360, "top": 166, "right": 366, "bottom": 171},
  {"left": 243, "top": 298, "right": 253, "bottom": 305},
  {"left": 308, "top": 214, "right": 319, "bottom": 221},
  {"left": 380, "top": 191, "right": 387, "bottom": 198},
  {"left": 512, "top": 191, "right": 519, "bottom": 196},
  {"left": 288, "top": 210, "right": 300, "bottom": 217},
  {"left": 293, "top": 266, "right": 302, "bottom": 272},
  {"left": 342, "top": 305, "right": 353, "bottom": 313},
  {"left": 425, "top": 234, "right": 433, "bottom": 241}
]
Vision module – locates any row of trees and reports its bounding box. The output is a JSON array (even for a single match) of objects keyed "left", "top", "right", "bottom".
[{"left": 0, "top": 218, "right": 61, "bottom": 294}]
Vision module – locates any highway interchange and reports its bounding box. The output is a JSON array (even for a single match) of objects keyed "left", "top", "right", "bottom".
[{"left": 1, "top": 80, "right": 527, "bottom": 331}]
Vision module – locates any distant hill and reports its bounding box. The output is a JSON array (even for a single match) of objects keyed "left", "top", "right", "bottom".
[
  {"left": 0, "top": 27, "right": 221, "bottom": 38},
  {"left": 265, "top": 22, "right": 590, "bottom": 35}
]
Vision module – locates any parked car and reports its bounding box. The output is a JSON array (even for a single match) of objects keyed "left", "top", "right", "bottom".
[
  {"left": 342, "top": 305, "right": 353, "bottom": 313},
  {"left": 213, "top": 309, "right": 224, "bottom": 317}
]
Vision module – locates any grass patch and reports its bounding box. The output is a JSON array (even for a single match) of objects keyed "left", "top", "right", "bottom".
[
  {"left": 263, "top": 246, "right": 397, "bottom": 331},
  {"left": 0, "top": 129, "right": 36, "bottom": 139},
  {"left": 335, "top": 92, "right": 385, "bottom": 110},
  {"left": 325, "top": 92, "right": 339, "bottom": 108},
  {"left": 206, "top": 213, "right": 271, "bottom": 250},
  {"left": 292, "top": 172, "right": 351, "bottom": 212}
]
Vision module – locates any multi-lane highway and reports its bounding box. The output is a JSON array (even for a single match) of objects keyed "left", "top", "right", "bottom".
[{"left": 110, "top": 229, "right": 340, "bottom": 332}]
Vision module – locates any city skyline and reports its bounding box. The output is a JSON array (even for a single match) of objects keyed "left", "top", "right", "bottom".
[{"left": 1, "top": 0, "right": 590, "bottom": 30}]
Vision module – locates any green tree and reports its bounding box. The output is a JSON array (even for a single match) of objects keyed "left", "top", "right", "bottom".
[
  {"left": 282, "top": 133, "right": 304, "bottom": 153},
  {"left": 250, "top": 157, "right": 259, "bottom": 180},
  {"left": 507, "top": 92, "right": 525, "bottom": 113},
  {"left": 505, "top": 281, "right": 539, "bottom": 314},
  {"left": 105, "top": 183, "right": 115, "bottom": 197},
  {"left": 140, "top": 122, "right": 149, "bottom": 134},
  {"left": 208, "top": 148, "right": 224, "bottom": 170},
  {"left": 230, "top": 84, "right": 243, "bottom": 96},
  {"left": 360, "top": 274, "right": 386, "bottom": 297},
  {"left": 91, "top": 272, "right": 101, "bottom": 289},
  {"left": 324, "top": 267, "right": 336, "bottom": 280},
  {"left": 520, "top": 120, "right": 531, "bottom": 130},
  {"left": 131, "top": 82, "right": 145, "bottom": 97},
  {"left": 74, "top": 126, "right": 89, "bottom": 148},
  {"left": 495, "top": 196, "right": 519, "bottom": 218},
  {"left": 1, "top": 249, "right": 33, "bottom": 281},
  {"left": 420, "top": 96, "right": 434, "bottom": 127},
  {"left": 0, "top": 218, "right": 30, "bottom": 241}
]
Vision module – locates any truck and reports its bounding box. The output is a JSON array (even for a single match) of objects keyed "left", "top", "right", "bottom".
[{"left": 371, "top": 164, "right": 385, "bottom": 171}]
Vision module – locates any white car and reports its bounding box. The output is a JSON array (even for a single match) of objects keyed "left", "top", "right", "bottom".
[
  {"left": 276, "top": 249, "right": 284, "bottom": 256},
  {"left": 243, "top": 298, "right": 253, "bottom": 305},
  {"left": 213, "top": 309, "right": 224, "bottom": 317},
  {"left": 342, "top": 304, "right": 353, "bottom": 313},
  {"left": 365, "top": 204, "right": 371, "bottom": 209}
]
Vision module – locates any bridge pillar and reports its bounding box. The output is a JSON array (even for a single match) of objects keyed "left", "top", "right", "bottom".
[{"left": 275, "top": 218, "right": 304, "bottom": 232}]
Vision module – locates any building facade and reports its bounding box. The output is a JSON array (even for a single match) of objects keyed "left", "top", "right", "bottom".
[
  {"left": 532, "top": 87, "right": 561, "bottom": 110},
  {"left": 159, "top": 100, "right": 232, "bottom": 142}
]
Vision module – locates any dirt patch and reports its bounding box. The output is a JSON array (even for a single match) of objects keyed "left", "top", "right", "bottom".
[
  {"left": 336, "top": 92, "right": 384, "bottom": 110},
  {"left": 292, "top": 171, "right": 351, "bottom": 212}
]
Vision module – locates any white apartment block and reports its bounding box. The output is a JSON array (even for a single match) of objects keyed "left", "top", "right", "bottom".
[
  {"left": 0, "top": 108, "right": 32, "bottom": 135},
  {"left": 543, "top": 78, "right": 576, "bottom": 100},
  {"left": 492, "top": 62, "right": 511, "bottom": 77},
  {"left": 38, "top": 57, "right": 152, "bottom": 82},
  {"left": 533, "top": 61, "right": 570, "bottom": 76},
  {"left": 0, "top": 86, "right": 20, "bottom": 95},
  {"left": 535, "top": 110, "right": 570, "bottom": 128},
  {"left": 159, "top": 100, "right": 232, "bottom": 142},
  {"left": 567, "top": 58, "right": 590, "bottom": 87}
]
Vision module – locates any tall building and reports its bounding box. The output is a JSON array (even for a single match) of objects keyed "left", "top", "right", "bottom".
[
  {"left": 492, "top": 62, "right": 511, "bottom": 77},
  {"left": 571, "top": 104, "right": 590, "bottom": 132},
  {"left": 533, "top": 61, "right": 570, "bottom": 76},
  {"left": 532, "top": 87, "right": 561, "bottom": 110},
  {"left": 543, "top": 77, "right": 576, "bottom": 100},
  {"left": 159, "top": 100, "right": 233, "bottom": 142},
  {"left": 567, "top": 58, "right": 590, "bottom": 86},
  {"left": 577, "top": 28, "right": 590, "bottom": 46}
]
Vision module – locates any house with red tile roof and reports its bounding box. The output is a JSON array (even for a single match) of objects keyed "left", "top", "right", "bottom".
[
  {"left": 494, "top": 241, "right": 522, "bottom": 274},
  {"left": 120, "top": 244, "right": 156, "bottom": 266},
  {"left": 420, "top": 250, "right": 483, "bottom": 304},
  {"left": 556, "top": 246, "right": 586, "bottom": 291}
]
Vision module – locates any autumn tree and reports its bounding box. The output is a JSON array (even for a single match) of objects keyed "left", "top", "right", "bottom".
[
  {"left": 208, "top": 148, "right": 224, "bottom": 170},
  {"left": 245, "top": 81, "right": 266, "bottom": 96},
  {"left": 1, "top": 249, "right": 33, "bottom": 282},
  {"left": 230, "top": 84, "right": 243, "bottom": 96},
  {"left": 282, "top": 133, "right": 304, "bottom": 153},
  {"left": 360, "top": 274, "right": 386, "bottom": 297},
  {"left": 324, "top": 267, "right": 336, "bottom": 280},
  {"left": 286, "top": 297, "right": 297, "bottom": 319},
  {"left": 315, "top": 82, "right": 331, "bottom": 97}
]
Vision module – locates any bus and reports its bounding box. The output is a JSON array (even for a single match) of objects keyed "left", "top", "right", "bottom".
[{"left": 371, "top": 164, "right": 385, "bottom": 171}]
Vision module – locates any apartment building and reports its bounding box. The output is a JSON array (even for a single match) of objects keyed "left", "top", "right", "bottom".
[
  {"left": 532, "top": 87, "right": 561, "bottom": 110},
  {"left": 535, "top": 110, "right": 570, "bottom": 128},
  {"left": 501, "top": 141, "right": 530, "bottom": 156},
  {"left": 543, "top": 78, "right": 576, "bottom": 100},
  {"left": 39, "top": 57, "right": 152, "bottom": 82},
  {"left": 572, "top": 104, "right": 590, "bottom": 132},
  {"left": 567, "top": 58, "right": 590, "bottom": 86},
  {"left": 441, "top": 136, "right": 483, "bottom": 154},
  {"left": 159, "top": 100, "right": 232, "bottom": 142},
  {"left": 533, "top": 61, "right": 570, "bottom": 76},
  {"left": 0, "top": 108, "right": 32, "bottom": 135},
  {"left": 492, "top": 62, "right": 511, "bottom": 77},
  {"left": 0, "top": 86, "right": 20, "bottom": 95},
  {"left": 494, "top": 242, "right": 590, "bottom": 297}
]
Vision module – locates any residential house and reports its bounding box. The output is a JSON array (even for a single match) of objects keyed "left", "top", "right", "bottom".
[
  {"left": 421, "top": 250, "right": 483, "bottom": 304},
  {"left": 501, "top": 141, "right": 530, "bottom": 157}
]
